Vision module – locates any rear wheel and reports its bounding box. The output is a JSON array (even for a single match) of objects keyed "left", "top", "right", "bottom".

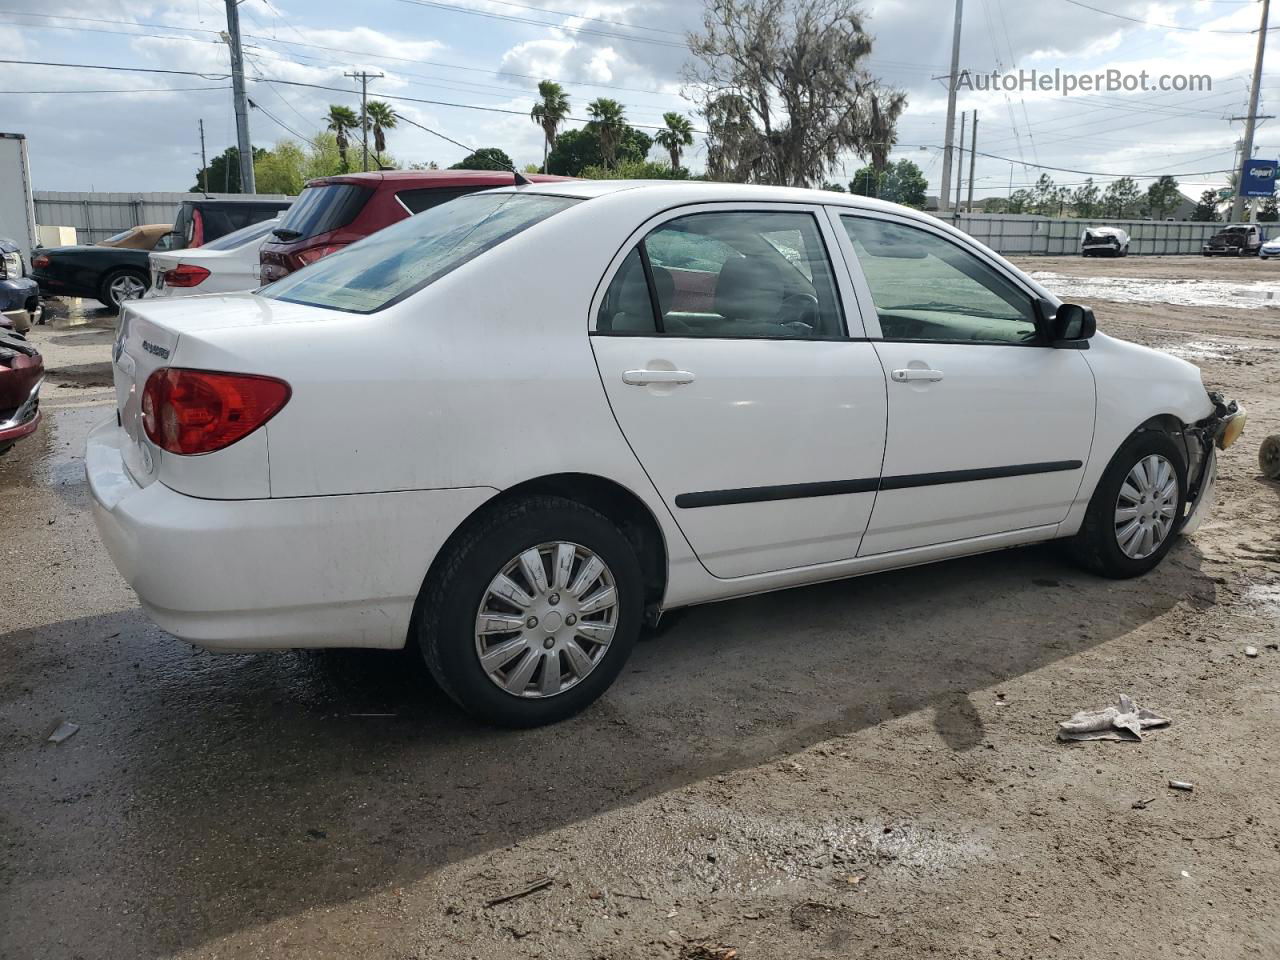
[
  {"left": 416, "top": 496, "right": 644, "bottom": 727},
  {"left": 100, "top": 269, "right": 148, "bottom": 310},
  {"left": 1071, "top": 431, "right": 1187, "bottom": 578}
]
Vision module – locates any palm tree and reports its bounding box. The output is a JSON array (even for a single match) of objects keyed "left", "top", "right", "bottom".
[
  {"left": 587, "top": 98, "right": 626, "bottom": 169},
  {"left": 326, "top": 105, "right": 359, "bottom": 172},
  {"left": 362, "top": 100, "right": 398, "bottom": 164},
  {"left": 530, "top": 80, "right": 570, "bottom": 172},
  {"left": 654, "top": 112, "right": 694, "bottom": 172}
]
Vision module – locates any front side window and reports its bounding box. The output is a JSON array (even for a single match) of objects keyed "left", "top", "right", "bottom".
[
  {"left": 841, "top": 216, "right": 1038, "bottom": 344},
  {"left": 262, "top": 192, "right": 578, "bottom": 313},
  {"left": 599, "top": 210, "right": 845, "bottom": 339}
]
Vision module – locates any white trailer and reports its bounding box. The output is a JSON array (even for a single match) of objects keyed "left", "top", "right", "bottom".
[{"left": 0, "top": 133, "right": 38, "bottom": 262}]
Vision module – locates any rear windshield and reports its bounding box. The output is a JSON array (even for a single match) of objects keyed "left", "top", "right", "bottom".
[
  {"left": 200, "top": 219, "right": 278, "bottom": 251},
  {"left": 273, "top": 184, "right": 372, "bottom": 242},
  {"left": 261, "top": 193, "right": 578, "bottom": 313}
]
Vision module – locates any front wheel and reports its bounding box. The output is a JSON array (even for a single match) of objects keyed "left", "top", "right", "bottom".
[
  {"left": 1070, "top": 431, "right": 1187, "bottom": 578},
  {"left": 416, "top": 495, "right": 644, "bottom": 727}
]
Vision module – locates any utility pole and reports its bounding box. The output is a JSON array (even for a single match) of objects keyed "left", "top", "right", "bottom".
[
  {"left": 345, "top": 70, "right": 385, "bottom": 172},
  {"left": 967, "top": 111, "right": 978, "bottom": 213},
  {"left": 198, "top": 119, "right": 208, "bottom": 194},
  {"left": 1231, "top": 0, "right": 1270, "bottom": 222},
  {"left": 939, "top": 0, "right": 963, "bottom": 212},
  {"left": 223, "top": 0, "right": 256, "bottom": 194},
  {"left": 955, "top": 111, "right": 967, "bottom": 217}
]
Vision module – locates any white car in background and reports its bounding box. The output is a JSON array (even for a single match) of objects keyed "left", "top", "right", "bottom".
[
  {"left": 145, "top": 219, "right": 279, "bottom": 297},
  {"left": 1081, "top": 226, "right": 1130, "bottom": 257},
  {"left": 1259, "top": 236, "right": 1280, "bottom": 260},
  {"left": 88, "top": 182, "right": 1244, "bottom": 727}
]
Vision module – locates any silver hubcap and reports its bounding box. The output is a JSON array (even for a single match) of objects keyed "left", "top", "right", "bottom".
[
  {"left": 109, "top": 275, "right": 146, "bottom": 306},
  {"left": 474, "top": 541, "right": 618, "bottom": 699},
  {"left": 1115, "top": 454, "right": 1178, "bottom": 559}
]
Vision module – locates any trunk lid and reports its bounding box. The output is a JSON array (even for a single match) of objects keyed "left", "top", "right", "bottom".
[{"left": 111, "top": 294, "right": 327, "bottom": 488}]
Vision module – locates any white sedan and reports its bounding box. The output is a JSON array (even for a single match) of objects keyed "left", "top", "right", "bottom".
[
  {"left": 145, "top": 218, "right": 279, "bottom": 298},
  {"left": 88, "top": 182, "right": 1245, "bottom": 726}
]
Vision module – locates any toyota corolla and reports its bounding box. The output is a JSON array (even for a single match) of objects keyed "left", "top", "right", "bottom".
[{"left": 87, "top": 181, "right": 1245, "bottom": 726}]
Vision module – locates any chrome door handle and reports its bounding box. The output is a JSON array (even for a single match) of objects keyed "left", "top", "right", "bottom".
[
  {"left": 891, "top": 368, "right": 944, "bottom": 383},
  {"left": 622, "top": 369, "right": 696, "bottom": 386}
]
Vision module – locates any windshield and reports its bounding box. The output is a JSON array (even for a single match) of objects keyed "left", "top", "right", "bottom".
[
  {"left": 261, "top": 193, "right": 579, "bottom": 313},
  {"left": 201, "top": 219, "right": 279, "bottom": 252},
  {"left": 273, "top": 183, "right": 371, "bottom": 241}
]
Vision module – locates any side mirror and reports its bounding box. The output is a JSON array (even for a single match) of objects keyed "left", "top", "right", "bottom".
[{"left": 1037, "top": 300, "right": 1096, "bottom": 349}]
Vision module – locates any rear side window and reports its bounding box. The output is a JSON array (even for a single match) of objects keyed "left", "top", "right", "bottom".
[
  {"left": 274, "top": 184, "right": 372, "bottom": 241},
  {"left": 262, "top": 193, "right": 579, "bottom": 313},
  {"left": 397, "top": 186, "right": 481, "bottom": 215}
]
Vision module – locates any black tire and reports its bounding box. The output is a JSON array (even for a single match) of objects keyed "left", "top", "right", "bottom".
[
  {"left": 1070, "top": 431, "right": 1188, "bottom": 579},
  {"left": 415, "top": 495, "right": 644, "bottom": 727},
  {"left": 98, "top": 268, "right": 148, "bottom": 310}
]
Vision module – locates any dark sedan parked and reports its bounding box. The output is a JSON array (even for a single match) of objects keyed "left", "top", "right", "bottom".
[
  {"left": 0, "top": 329, "right": 42, "bottom": 456},
  {"left": 31, "top": 244, "right": 153, "bottom": 310}
]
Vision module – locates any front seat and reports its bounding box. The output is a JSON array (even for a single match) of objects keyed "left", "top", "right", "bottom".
[{"left": 712, "top": 255, "right": 785, "bottom": 334}]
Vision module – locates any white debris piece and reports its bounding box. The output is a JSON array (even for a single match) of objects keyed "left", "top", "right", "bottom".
[{"left": 1057, "top": 695, "right": 1170, "bottom": 742}]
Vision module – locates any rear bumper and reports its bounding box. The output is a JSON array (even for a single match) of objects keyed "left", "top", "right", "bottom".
[{"left": 86, "top": 419, "right": 497, "bottom": 651}]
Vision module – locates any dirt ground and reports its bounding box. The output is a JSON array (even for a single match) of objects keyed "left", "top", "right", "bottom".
[{"left": 2, "top": 257, "right": 1278, "bottom": 960}]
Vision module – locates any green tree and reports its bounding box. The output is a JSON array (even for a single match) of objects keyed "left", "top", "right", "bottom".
[
  {"left": 821, "top": 180, "right": 846, "bottom": 192},
  {"left": 1030, "top": 174, "right": 1059, "bottom": 216},
  {"left": 450, "top": 147, "right": 515, "bottom": 171},
  {"left": 1190, "top": 189, "right": 1220, "bottom": 222},
  {"left": 253, "top": 141, "right": 308, "bottom": 195},
  {"left": 530, "top": 80, "right": 571, "bottom": 171},
  {"left": 361, "top": 100, "right": 398, "bottom": 165},
  {"left": 688, "top": 0, "right": 905, "bottom": 185},
  {"left": 848, "top": 159, "right": 926, "bottom": 207},
  {"left": 586, "top": 98, "right": 628, "bottom": 168},
  {"left": 326, "top": 105, "right": 360, "bottom": 172},
  {"left": 546, "top": 126, "right": 652, "bottom": 176},
  {"left": 1006, "top": 189, "right": 1033, "bottom": 214},
  {"left": 1103, "top": 176, "right": 1142, "bottom": 217},
  {"left": 1071, "top": 178, "right": 1100, "bottom": 218},
  {"left": 1145, "top": 175, "right": 1182, "bottom": 219},
  {"left": 654, "top": 112, "right": 695, "bottom": 172},
  {"left": 191, "top": 145, "right": 269, "bottom": 193},
  {"left": 849, "top": 165, "right": 882, "bottom": 197},
  {"left": 1259, "top": 195, "right": 1279, "bottom": 222},
  {"left": 580, "top": 159, "right": 690, "bottom": 180}
]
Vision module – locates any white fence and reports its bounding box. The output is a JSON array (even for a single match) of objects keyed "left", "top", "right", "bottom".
[
  {"left": 33, "top": 191, "right": 292, "bottom": 244},
  {"left": 940, "top": 213, "right": 1225, "bottom": 256}
]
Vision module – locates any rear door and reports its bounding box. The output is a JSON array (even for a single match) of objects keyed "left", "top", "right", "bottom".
[
  {"left": 833, "top": 211, "right": 1096, "bottom": 555},
  {"left": 590, "top": 203, "right": 888, "bottom": 579}
]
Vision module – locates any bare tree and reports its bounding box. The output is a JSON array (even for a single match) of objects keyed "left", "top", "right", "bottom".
[{"left": 686, "top": 0, "right": 905, "bottom": 187}]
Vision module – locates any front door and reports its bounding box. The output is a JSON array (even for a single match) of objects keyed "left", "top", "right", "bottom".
[
  {"left": 834, "top": 212, "right": 1097, "bottom": 556},
  {"left": 590, "top": 204, "right": 888, "bottom": 579}
]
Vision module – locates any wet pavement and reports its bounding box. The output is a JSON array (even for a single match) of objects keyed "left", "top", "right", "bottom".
[{"left": 3, "top": 283, "right": 1279, "bottom": 959}]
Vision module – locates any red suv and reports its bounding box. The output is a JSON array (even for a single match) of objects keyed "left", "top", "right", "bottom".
[{"left": 259, "top": 170, "right": 571, "bottom": 282}]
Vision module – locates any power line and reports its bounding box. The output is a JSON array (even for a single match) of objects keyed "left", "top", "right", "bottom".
[
  {"left": 1060, "top": 0, "right": 1278, "bottom": 33},
  {"left": 248, "top": 96, "right": 322, "bottom": 147},
  {"left": 0, "top": 85, "right": 229, "bottom": 94}
]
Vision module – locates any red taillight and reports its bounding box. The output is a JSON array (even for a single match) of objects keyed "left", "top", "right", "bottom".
[
  {"left": 141, "top": 368, "right": 291, "bottom": 455},
  {"left": 294, "top": 243, "right": 346, "bottom": 267},
  {"left": 32, "top": 254, "right": 50, "bottom": 268},
  {"left": 162, "top": 264, "right": 211, "bottom": 288}
]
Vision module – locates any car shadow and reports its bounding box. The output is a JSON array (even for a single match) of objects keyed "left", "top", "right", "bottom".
[{"left": 0, "top": 539, "right": 1210, "bottom": 958}]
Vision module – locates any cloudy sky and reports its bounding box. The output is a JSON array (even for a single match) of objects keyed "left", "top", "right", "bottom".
[{"left": 1, "top": 0, "right": 1275, "bottom": 202}]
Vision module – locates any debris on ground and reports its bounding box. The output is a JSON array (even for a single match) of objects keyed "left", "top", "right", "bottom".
[
  {"left": 681, "top": 945, "right": 738, "bottom": 960},
  {"left": 1245, "top": 646, "right": 1259, "bottom": 658},
  {"left": 483, "top": 876, "right": 553, "bottom": 908},
  {"left": 1057, "top": 694, "right": 1170, "bottom": 742},
  {"left": 1169, "top": 780, "right": 1194, "bottom": 792},
  {"left": 1132, "top": 797, "right": 1157, "bottom": 810},
  {"left": 46, "top": 720, "right": 79, "bottom": 744}
]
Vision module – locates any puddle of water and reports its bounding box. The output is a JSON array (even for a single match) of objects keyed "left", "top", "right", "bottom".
[
  {"left": 1242, "top": 583, "right": 1280, "bottom": 616},
  {"left": 606, "top": 801, "right": 989, "bottom": 897},
  {"left": 1030, "top": 272, "right": 1280, "bottom": 310}
]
